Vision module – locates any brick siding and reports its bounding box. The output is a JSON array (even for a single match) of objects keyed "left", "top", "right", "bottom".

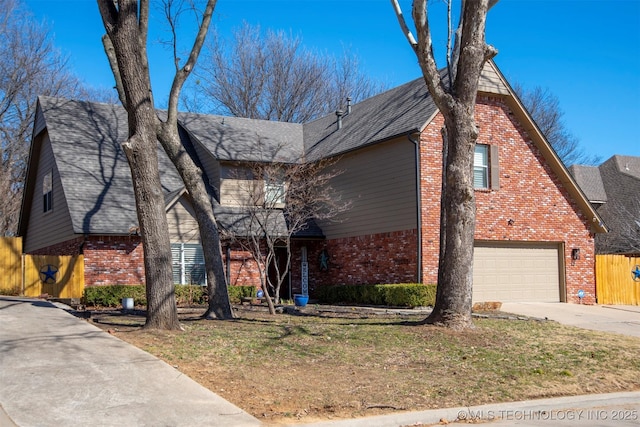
[
  {"left": 305, "top": 231, "right": 419, "bottom": 287},
  {"left": 419, "top": 97, "right": 596, "bottom": 303}
]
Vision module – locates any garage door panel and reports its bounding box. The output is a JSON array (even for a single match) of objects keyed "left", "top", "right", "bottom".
[{"left": 473, "top": 244, "right": 561, "bottom": 303}]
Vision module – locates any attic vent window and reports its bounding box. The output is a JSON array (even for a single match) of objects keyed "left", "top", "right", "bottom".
[{"left": 43, "top": 170, "right": 53, "bottom": 213}]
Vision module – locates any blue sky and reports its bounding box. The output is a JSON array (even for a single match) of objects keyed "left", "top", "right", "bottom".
[{"left": 23, "top": 0, "right": 640, "bottom": 162}]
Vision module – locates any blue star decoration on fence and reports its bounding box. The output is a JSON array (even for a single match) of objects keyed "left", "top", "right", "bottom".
[
  {"left": 39, "top": 264, "right": 59, "bottom": 284},
  {"left": 632, "top": 265, "right": 640, "bottom": 282}
]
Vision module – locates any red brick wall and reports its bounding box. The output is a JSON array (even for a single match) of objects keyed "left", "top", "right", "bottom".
[
  {"left": 83, "top": 236, "right": 145, "bottom": 286},
  {"left": 225, "top": 245, "right": 262, "bottom": 288},
  {"left": 307, "top": 230, "right": 419, "bottom": 288},
  {"left": 419, "top": 97, "right": 596, "bottom": 303}
]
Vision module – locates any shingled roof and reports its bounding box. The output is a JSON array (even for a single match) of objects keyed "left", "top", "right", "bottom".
[
  {"left": 178, "top": 111, "right": 304, "bottom": 163},
  {"left": 22, "top": 61, "right": 604, "bottom": 241},
  {"left": 303, "top": 77, "right": 436, "bottom": 160},
  {"left": 21, "top": 97, "right": 318, "bottom": 237},
  {"left": 27, "top": 97, "right": 184, "bottom": 235},
  {"left": 568, "top": 164, "right": 608, "bottom": 203},
  {"left": 571, "top": 155, "right": 640, "bottom": 254}
]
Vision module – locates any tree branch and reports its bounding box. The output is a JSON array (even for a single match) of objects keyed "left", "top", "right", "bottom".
[
  {"left": 166, "top": 0, "right": 217, "bottom": 123},
  {"left": 96, "top": 0, "right": 118, "bottom": 31},
  {"left": 410, "top": 0, "right": 453, "bottom": 111},
  {"left": 390, "top": 0, "right": 417, "bottom": 51},
  {"left": 101, "top": 34, "right": 127, "bottom": 107}
]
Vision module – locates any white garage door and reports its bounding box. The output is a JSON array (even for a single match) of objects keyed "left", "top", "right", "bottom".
[{"left": 473, "top": 243, "right": 561, "bottom": 302}]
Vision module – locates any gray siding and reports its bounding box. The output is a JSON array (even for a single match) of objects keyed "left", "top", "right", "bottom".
[
  {"left": 34, "top": 104, "right": 47, "bottom": 136},
  {"left": 24, "top": 135, "right": 77, "bottom": 252},
  {"left": 167, "top": 197, "right": 201, "bottom": 244},
  {"left": 192, "top": 139, "right": 221, "bottom": 199},
  {"left": 219, "top": 164, "right": 261, "bottom": 207},
  {"left": 478, "top": 62, "right": 510, "bottom": 95},
  {"left": 318, "top": 137, "right": 417, "bottom": 239}
]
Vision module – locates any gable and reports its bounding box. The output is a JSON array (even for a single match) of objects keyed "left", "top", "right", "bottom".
[
  {"left": 24, "top": 97, "right": 185, "bottom": 236},
  {"left": 166, "top": 194, "right": 200, "bottom": 244},
  {"left": 22, "top": 132, "right": 76, "bottom": 252},
  {"left": 478, "top": 62, "right": 607, "bottom": 234}
]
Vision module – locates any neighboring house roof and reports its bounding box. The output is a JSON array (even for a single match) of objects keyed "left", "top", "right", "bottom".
[
  {"left": 568, "top": 165, "right": 608, "bottom": 203},
  {"left": 571, "top": 155, "right": 640, "bottom": 254}
]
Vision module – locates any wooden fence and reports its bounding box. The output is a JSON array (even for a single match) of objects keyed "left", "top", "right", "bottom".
[
  {"left": 0, "top": 237, "right": 85, "bottom": 299},
  {"left": 0, "top": 237, "right": 22, "bottom": 295},
  {"left": 596, "top": 254, "right": 640, "bottom": 305}
]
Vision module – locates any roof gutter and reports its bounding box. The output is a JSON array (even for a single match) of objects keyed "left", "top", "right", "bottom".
[{"left": 408, "top": 132, "right": 423, "bottom": 284}]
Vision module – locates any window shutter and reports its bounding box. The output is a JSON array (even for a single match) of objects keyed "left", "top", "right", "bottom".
[{"left": 490, "top": 145, "right": 500, "bottom": 190}]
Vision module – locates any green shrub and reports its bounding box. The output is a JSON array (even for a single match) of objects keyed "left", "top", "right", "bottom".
[
  {"left": 83, "top": 284, "right": 146, "bottom": 307},
  {"left": 83, "top": 284, "right": 261, "bottom": 307},
  {"left": 227, "top": 285, "right": 257, "bottom": 303},
  {"left": 381, "top": 283, "right": 436, "bottom": 308},
  {"left": 174, "top": 285, "right": 206, "bottom": 306},
  {"left": 315, "top": 283, "right": 436, "bottom": 308}
]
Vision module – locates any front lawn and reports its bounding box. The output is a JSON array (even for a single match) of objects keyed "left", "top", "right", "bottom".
[{"left": 87, "top": 305, "right": 640, "bottom": 424}]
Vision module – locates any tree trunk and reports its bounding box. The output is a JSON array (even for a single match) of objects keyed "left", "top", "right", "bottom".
[
  {"left": 157, "top": 124, "right": 234, "bottom": 320},
  {"left": 426, "top": 109, "right": 477, "bottom": 329},
  {"left": 98, "top": 0, "right": 180, "bottom": 330},
  {"left": 125, "top": 133, "right": 180, "bottom": 330},
  {"left": 392, "top": 0, "right": 496, "bottom": 329}
]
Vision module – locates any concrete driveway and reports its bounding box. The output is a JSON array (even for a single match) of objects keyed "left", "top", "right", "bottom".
[
  {"left": 500, "top": 302, "right": 640, "bottom": 338},
  {"left": 0, "top": 296, "right": 261, "bottom": 427}
]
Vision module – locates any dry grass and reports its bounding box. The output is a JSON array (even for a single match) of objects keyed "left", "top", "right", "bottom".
[{"left": 87, "top": 305, "right": 640, "bottom": 424}]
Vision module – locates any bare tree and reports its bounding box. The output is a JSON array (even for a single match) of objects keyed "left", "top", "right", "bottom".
[
  {"left": 98, "top": 0, "right": 180, "bottom": 329},
  {"left": 189, "top": 22, "right": 385, "bottom": 122},
  {"left": 513, "top": 84, "right": 599, "bottom": 167},
  {"left": 597, "top": 195, "right": 640, "bottom": 255},
  {"left": 0, "top": 0, "right": 105, "bottom": 236},
  {"left": 99, "top": 0, "right": 234, "bottom": 326},
  {"left": 222, "top": 157, "right": 348, "bottom": 314},
  {"left": 392, "top": 0, "right": 497, "bottom": 329}
]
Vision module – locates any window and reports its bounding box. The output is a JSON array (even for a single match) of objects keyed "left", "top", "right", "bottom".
[
  {"left": 474, "top": 145, "right": 489, "bottom": 189},
  {"left": 43, "top": 171, "right": 53, "bottom": 213},
  {"left": 171, "top": 243, "right": 206, "bottom": 285},
  {"left": 264, "top": 172, "right": 286, "bottom": 206}
]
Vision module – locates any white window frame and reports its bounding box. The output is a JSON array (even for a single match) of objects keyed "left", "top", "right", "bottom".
[
  {"left": 263, "top": 172, "right": 286, "bottom": 206},
  {"left": 474, "top": 144, "right": 489, "bottom": 189},
  {"left": 171, "top": 243, "right": 206, "bottom": 286}
]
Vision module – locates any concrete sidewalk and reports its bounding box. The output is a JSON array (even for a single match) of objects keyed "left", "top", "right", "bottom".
[
  {"left": 0, "top": 296, "right": 260, "bottom": 427},
  {"left": 295, "top": 391, "right": 640, "bottom": 427},
  {"left": 500, "top": 302, "right": 640, "bottom": 338}
]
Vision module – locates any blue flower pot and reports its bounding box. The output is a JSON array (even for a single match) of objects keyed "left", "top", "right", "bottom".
[{"left": 294, "top": 294, "right": 309, "bottom": 307}]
